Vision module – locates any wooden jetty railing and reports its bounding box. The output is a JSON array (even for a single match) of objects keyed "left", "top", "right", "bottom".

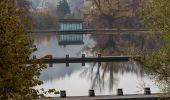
[
  {"left": 38, "top": 87, "right": 170, "bottom": 100},
  {"left": 28, "top": 55, "right": 131, "bottom": 66}
]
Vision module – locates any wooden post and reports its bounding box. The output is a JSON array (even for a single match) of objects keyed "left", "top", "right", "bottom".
[
  {"left": 82, "top": 54, "right": 85, "bottom": 66},
  {"left": 66, "top": 54, "right": 69, "bottom": 67},
  {"left": 60, "top": 90, "right": 66, "bottom": 98},
  {"left": 33, "top": 45, "right": 36, "bottom": 49},
  {"left": 49, "top": 63, "right": 53, "bottom": 67},
  {"left": 144, "top": 87, "right": 151, "bottom": 95},
  {"left": 49, "top": 55, "right": 53, "bottom": 67},
  {"left": 89, "top": 90, "right": 95, "bottom": 97},
  {"left": 98, "top": 54, "right": 101, "bottom": 66},
  {"left": 33, "top": 55, "right": 36, "bottom": 60},
  {"left": 32, "top": 90, "right": 37, "bottom": 97},
  {"left": 117, "top": 88, "right": 123, "bottom": 96}
]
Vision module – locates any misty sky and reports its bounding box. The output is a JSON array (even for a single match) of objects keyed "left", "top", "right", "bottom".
[{"left": 30, "top": 0, "right": 84, "bottom": 10}]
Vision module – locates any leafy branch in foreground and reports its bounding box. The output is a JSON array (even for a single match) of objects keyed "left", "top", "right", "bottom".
[
  {"left": 0, "top": 0, "right": 58, "bottom": 99},
  {"left": 134, "top": 0, "right": 170, "bottom": 94}
]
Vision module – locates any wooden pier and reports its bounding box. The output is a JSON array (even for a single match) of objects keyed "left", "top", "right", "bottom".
[
  {"left": 28, "top": 55, "right": 131, "bottom": 65},
  {"left": 38, "top": 88, "right": 169, "bottom": 100},
  {"left": 39, "top": 94, "right": 169, "bottom": 100}
]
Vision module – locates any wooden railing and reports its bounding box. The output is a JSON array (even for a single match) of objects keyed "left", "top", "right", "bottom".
[{"left": 28, "top": 54, "right": 131, "bottom": 67}]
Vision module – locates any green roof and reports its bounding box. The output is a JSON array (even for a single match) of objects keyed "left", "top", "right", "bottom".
[{"left": 58, "top": 19, "right": 83, "bottom": 22}]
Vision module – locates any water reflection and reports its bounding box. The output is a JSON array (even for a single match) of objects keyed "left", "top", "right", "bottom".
[
  {"left": 31, "top": 33, "right": 93, "bottom": 81},
  {"left": 39, "top": 64, "right": 82, "bottom": 82},
  {"left": 31, "top": 32, "right": 160, "bottom": 96},
  {"left": 29, "top": 33, "right": 53, "bottom": 46},
  {"left": 83, "top": 33, "right": 152, "bottom": 56},
  {"left": 57, "top": 34, "right": 84, "bottom": 46},
  {"left": 80, "top": 62, "right": 144, "bottom": 92},
  {"left": 79, "top": 32, "right": 160, "bottom": 93}
]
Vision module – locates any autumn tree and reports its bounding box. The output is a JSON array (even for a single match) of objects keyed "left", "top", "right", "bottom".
[
  {"left": 0, "top": 0, "right": 57, "bottom": 99},
  {"left": 85, "top": 0, "right": 145, "bottom": 28},
  {"left": 85, "top": 0, "right": 117, "bottom": 28},
  {"left": 134, "top": 0, "right": 170, "bottom": 94}
]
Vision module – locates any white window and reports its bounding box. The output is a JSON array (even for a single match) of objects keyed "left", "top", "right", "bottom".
[
  {"left": 80, "top": 24, "right": 83, "bottom": 29},
  {"left": 63, "top": 24, "right": 66, "bottom": 30},
  {"left": 61, "top": 23, "right": 64, "bottom": 30}
]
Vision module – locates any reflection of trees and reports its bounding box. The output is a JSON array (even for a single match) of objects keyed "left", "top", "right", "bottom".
[
  {"left": 84, "top": 33, "right": 160, "bottom": 56},
  {"left": 84, "top": 33, "right": 149, "bottom": 56},
  {"left": 80, "top": 62, "right": 143, "bottom": 92},
  {"left": 81, "top": 33, "right": 159, "bottom": 92},
  {"left": 29, "top": 33, "right": 54, "bottom": 45}
]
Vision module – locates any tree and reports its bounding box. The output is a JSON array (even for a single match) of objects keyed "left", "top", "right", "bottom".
[
  {"left": 31, "top": 10, "right": 58, "bottom": 30},
  {"left": 0, "top": 0, "right": 56, "bottom": 99},
  {"left": 85, "top": 0, "right": 145, "bottom": 28},
  {"left": 85, "top": 0, "right": 117, "bottom": 28},
  {"left": 134, "top": 0, "right": 170, "bottom": 94},
  {"left": 56, "top": 0, "right": 71, "bottom": 18}
]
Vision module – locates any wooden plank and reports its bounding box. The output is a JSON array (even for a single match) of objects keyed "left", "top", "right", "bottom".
[
  {"left": 27, "top": 56, "right": 130, "bottom": 64},
  {"left": 38, "top": 94, "right": 170, "bottom": 100}
]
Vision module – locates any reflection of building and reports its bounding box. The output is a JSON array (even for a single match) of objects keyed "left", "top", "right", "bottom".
[
  {"left": 58, "top": 19, "right": 83, "bottom": 31},
  {"left": 58, "top": 34, "right": 84, "bottom": 45}
]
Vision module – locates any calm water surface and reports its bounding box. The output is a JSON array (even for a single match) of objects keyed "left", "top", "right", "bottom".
[{"left": 30, "top": 32, "right": 160, "bottom": 96}]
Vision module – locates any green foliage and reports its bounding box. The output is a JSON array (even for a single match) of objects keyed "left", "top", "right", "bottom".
[
  {"left": 141, "top": 0, "right": 170, "bottom": 34},
  {"left": 135, "top": 0, "right": 170, "bottom": 94},
  {"left": 0, "top": 0, "right": 58, "bottom": 99},
  {"left": 56, "top": 0, "right": 71, "bottom": 18}
]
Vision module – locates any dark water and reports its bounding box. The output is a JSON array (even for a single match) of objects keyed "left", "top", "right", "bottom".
[{"left": 30, "top": 32, "right": 160, "bottom": 96}]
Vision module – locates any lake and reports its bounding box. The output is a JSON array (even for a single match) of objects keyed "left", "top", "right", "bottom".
[{"left": 30, "top": 32, "right": 160, "bottom": 97}]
